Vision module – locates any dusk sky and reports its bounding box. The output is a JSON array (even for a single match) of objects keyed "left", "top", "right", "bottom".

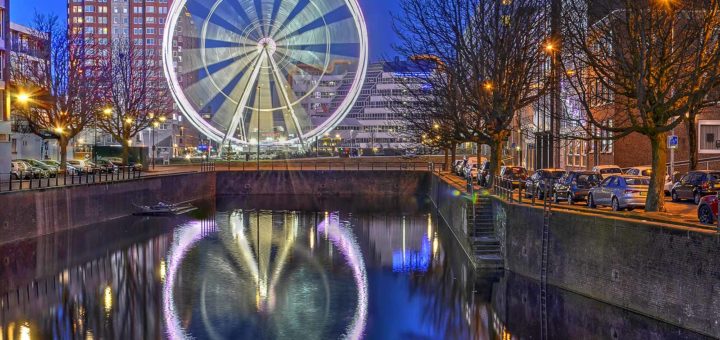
[{"left": 10, "top": 0, "right": 402, "bottom": 61}]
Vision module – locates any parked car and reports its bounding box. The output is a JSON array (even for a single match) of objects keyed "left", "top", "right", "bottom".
[
  {"left": 592, "top": 165, "right": 623, "bottom": 178},
  {"left": 670, "top": 170, "right": 720, "bottom": 204},
  {"left": 588, "top": 175, "right": 650, "bottom": 211},
  {"left": 552, "top": 171, "right": 602, "bottom": 204},
  {"left": 466, "top": 163, "right": 479, "bottom": 180},
  {"left": 524, "top": 169, "right": 566, "bottom": 199},
  {"left": 664, "top": 171, "right": 681, "bottom": 195},
  {"left": 697, "top": 194, "right": 719, "bottom": 224},
  {"left": 478, "top": 160, "right": 506, "bottom": 186},
  {"left": 452, "top": 160, "right": 464, "bottom": 174},
  {"left": 462, "top": 157, "right": 480, "bottom": 178},
  {"left": 41, "top": 160, "right": 80, "bottom": 175},
  {"left": 19, "top": 159, "right": 58, "bottom": 178},
  {"left": 107, "top": 158, "right": 143, "bottom": 171},
  {"left": 95, "top": 159, "right": 119, "bottom": 173},
  {"left": 15, "top": 160, "right": 48, "bottom": 179},
  {"left": 498, "top": 166, "right": 527, "bottom": 188},
  {"left": 625, "top": 166, "right": 652, "bottom": 176},
  {"left": 11, "top": 161, "right": 32, "bottom": 179},
  {"left": 67, "top": 160, "right": 97, "bottom": 174}
]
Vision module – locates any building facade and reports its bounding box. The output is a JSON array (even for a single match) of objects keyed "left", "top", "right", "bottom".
[
  {"left": 0, "top": 0, "right": 10, "bottom": 172},
  {"left": 327, "top": 60, "right": 421, "bottom": 153}
]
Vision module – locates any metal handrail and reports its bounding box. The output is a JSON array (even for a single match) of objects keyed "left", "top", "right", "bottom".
[{"left": 221, "top": 161, "right": 438, "bottom": 172}]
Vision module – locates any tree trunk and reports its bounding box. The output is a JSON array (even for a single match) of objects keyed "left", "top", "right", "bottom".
[
  {"left": 121, "top": 141, "right": 131, "bottom": 165},
  {"left": 444, "top": 148, "right": 449, "bottom": 171},
  {"left": 450, "top": 142, "right": 457, "bottom": 164},
  {"left": 687, "top": 117, "right": 698, "bottom": 171},
  {"left": 489, "top": 138, "right": 504, "bottom": 189},
  {"left": 58, "top": 137, "right": 68, "bottom": 169},
  {"left": 646, "top": 133, "right": 668, "bottom": 212}
]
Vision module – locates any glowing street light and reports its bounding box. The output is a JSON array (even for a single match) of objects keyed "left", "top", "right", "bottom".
[
  {"left": 545, "top": 43, "right": 554, "bottom": 53},
  {"left": 103, "top": 107, "right": 113, "bottom": 115},
  {"left": 16, "top": 92, "right": 30, "bottom": 103}
]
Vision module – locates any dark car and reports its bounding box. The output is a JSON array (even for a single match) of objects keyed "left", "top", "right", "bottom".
[
  {"left": 552, "top": 171, "right": 602, "bottom": 204},
  {"left": 670, "top": 170, "right": 720, "bottom": 204},
  {"left": 499, "top": 166, "right": 528, "bottom": 188},
  {"left": 524, "top": 168, "right": 566, "bottom": 199}
]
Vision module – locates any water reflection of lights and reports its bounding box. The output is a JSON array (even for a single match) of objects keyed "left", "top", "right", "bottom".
[
  {"left": 19, "top": 322, "right": 31, "bottom": 340},
  {"left": 103, "top": 286, "right": 112, "bottom": 313},
  {"left": 159, "top": 260, "right": 167, "bottom": 282},
  {"left": 317, "top": 213, "right": 368, "bottom": 340},
  {"left": 164, "top": 213, "right": 368, "bottom": 339}
]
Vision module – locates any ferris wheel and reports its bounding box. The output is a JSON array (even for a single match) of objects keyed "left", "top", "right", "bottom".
[{"left": 162, "top": 0, "right": 368, "bottom": 148}]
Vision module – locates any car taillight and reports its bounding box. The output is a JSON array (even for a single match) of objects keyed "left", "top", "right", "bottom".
[{"left": 702, "top": 181, "right": 711, "bottom": 190}]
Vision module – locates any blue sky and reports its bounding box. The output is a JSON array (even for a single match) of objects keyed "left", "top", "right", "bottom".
[{"left": 10, "top": 0, "right": 401, "bottom": 61}]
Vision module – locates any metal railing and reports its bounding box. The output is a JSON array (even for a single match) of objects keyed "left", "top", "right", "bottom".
[
  {"left": 492, "top": 177, "right": 516, "bottom": 202},
  {"left": 217, "top": 161, "right": 441, "bottom": 172},
  {"left": 0, "top": 166, "right": 142, "bottom": 193},
  {"left": 200, "top": 161, "right": 215, "bottom": 172}
]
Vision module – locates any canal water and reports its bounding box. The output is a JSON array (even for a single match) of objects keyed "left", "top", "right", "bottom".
[{"left": 0, "top": 196, "right": 709, "bottom": 339}]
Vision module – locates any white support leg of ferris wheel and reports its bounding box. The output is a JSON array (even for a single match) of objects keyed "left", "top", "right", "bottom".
[
  {"left": 221, "top": 51, "right": 267, "bottom": 153},
  {"left": 265, "top": 48, "right": 306, "bottom": 148}
]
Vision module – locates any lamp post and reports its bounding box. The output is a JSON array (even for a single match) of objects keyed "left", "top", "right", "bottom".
[
  {"left": 152, "top": 121, "right": 159, "bottom": 170},
  {"left": 257, "top": 84, "right": 261, "bottom": 171}
]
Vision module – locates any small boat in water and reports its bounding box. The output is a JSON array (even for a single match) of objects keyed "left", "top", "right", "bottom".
[{"left": 133, "top": 201, "right": 197, "bottom": 216}]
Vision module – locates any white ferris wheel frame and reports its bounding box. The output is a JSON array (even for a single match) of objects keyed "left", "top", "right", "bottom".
[{"left": 162, "top": 0, "right": 369, "bottom": 147}]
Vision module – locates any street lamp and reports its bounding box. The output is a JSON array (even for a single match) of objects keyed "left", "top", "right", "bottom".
[
  {"left": 152, "top": 121, "right": 159, "bottom": 170},
  {"left": 17, "top": 92, "right": 30, "bottom": 103}
]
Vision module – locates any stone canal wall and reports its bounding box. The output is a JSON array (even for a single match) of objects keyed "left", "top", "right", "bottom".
[
  {"left": 427, "top": 174, "right": 475, "bottom": 267},
  {"left": 0, "top": 172, "right": 215, "bottom": 245},
  {"left": 492, "top": 196, "right": 720, "bottom": 338}
]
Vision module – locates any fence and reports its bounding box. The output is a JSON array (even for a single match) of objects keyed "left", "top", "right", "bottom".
[
  {"left": 0, "top": 166, "right": 141, "bottom": 193},
  {"left": 218, "top": 161, "right": 442, "bottom": 172}
]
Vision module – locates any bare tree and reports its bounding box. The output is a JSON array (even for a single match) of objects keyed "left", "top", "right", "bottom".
[
  {"left": 11, "top": 13, "right": 100, "bottom": 167},
  {"left": 391, "top": 56, "right": 467, "bottom": 170},
  {"left": 562, "top": 0, "right": 720, "bottom": 211},
  {"left": 395, "top": 0, "right": 549, "bottom": 185},
  {"left": 96, "top": 38, "right": 171, "bottom": 163}
]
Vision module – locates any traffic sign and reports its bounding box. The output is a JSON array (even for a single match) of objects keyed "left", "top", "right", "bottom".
[{"left": 668, "top": 135, "right": 678, "bottom": 149}]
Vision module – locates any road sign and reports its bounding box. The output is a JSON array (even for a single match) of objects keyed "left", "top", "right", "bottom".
[{"left": 668, "top": 135, "right": 678, "bottom": 149}]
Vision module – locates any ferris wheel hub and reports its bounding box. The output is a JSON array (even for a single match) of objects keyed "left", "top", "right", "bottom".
[{"left": 257, "top": 37, "right": 277, "bottom": 56}]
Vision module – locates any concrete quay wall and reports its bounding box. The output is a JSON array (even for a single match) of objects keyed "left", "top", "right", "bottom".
[
  {"left": 0, "top": 172, "right": 215, "bottom": 245},
  {"left": 492, "top": 197, "right": 720, "bottom": 338},
  {"left": 216, "top": 170, "right": 430, "bottom": 197}
]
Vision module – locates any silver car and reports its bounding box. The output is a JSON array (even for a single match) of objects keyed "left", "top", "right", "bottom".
[{"left": 587, "top": 175, "right": 650, "bottom": 211}]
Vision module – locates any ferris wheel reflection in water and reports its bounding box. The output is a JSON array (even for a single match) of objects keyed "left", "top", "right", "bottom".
[{"left": 162, "top": 211, "right": 368, "bottom": 339}]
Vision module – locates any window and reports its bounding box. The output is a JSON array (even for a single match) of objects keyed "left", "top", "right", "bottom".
[{"left": 699, "top": 121, "right": 720, "bottom": 154}]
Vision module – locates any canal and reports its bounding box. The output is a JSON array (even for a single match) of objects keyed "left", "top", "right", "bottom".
[{"left": 0, "top": 196, "right": 709, "bottom": 339}]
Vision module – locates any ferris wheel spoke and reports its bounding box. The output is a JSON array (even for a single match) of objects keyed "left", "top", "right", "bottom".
[
  {"left": 273, "top": 4, "right": 351, "bottom": 43},
  {"left": 266, "top": 49, "right": 305, "bottom": 145},
  {"left": 224, "top": 0, "right": 253, "bottom": 28},
  {"left": 252, "top": 0, "right": 267, "bottom": 37},
  {"left": 224, "top": 52, "right": 267, "bottom": 144},
  {"left": 268, "top": 0, "right": 309, "bottom": 38},
  {"left": 267, "top": 0, "right": 282, "bottom": 37},
  {"left": 181, "top": 48, "right": 258, "bottom": 83}
]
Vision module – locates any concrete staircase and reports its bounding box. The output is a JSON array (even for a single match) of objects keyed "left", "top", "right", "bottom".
[{"left": 468, "top": 196, "right": 504, "bottom": 269}]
